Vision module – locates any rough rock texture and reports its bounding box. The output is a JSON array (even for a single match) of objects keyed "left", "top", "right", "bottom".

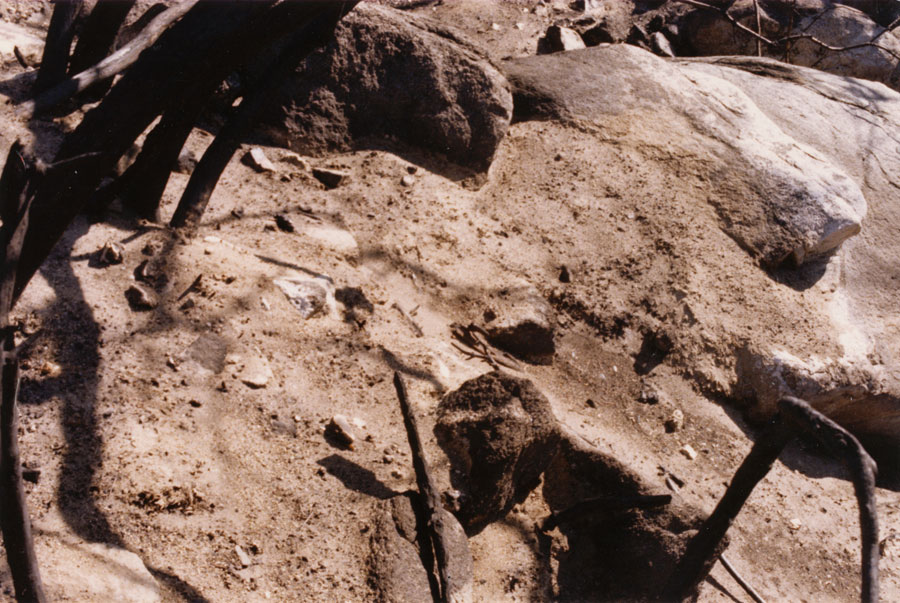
[
  {"left": 254, "top": 4, "right": 513, "bottom": 171},
  {"left": 434, "top": 372, "right": 560, "bottom": 534},
  {"left": 686, "top": 56, "right": 900, "bottom": 449},
  {"left": 683, "top": 2, "right": 900, "bottom": 92},
  {"left": 537, "top": 25, "right": 586, "bottom": 54},
  {"left": 369, "top": 492, "right": 473, "bottom": 603},
  {"left": 541, "top": 428, "right": 709, "bottom": 601},
  {"left": 503, "top": 44, "right": 867, "bottom": 268},
  {"left": 483, "top": 286, "right": 555, "bottom": 365}
]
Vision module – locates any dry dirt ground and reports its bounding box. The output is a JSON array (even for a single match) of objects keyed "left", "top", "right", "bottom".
[{"left": 0, "top": 1, "right": 898, "bottom": 602}]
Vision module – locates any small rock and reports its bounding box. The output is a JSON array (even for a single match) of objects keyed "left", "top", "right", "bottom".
[
  {"left": 483, "top": 287, "right": 555, "bottom": 365},
  {"left": 125, "top": 284, "right": 158, "bottom": 311},
  {"left": 238, "top": 354, "right": 273, "bottom": 389},
  {"left": 383, "top": 454, "right": 394, "bottom": 464},
  {"left": 638, "top": 386, "right": 661, "bottom": 404},
  {"left": 242, "top": 147, "right": 276, "bottom": 172},
  {"left": 40, "top": 360, "right": 62, "bottom": 378},
  {"left": 665, "top": 409, "right": 685, "bottom": 433},
  {"left": 235, "top": 545, "right": 252, "bottom": 568},
  {"left": 538, "top": 25, "right": 586, "bottom": 54},
  {"left": 97, "top": 242, "right": 124, "bottom": 266},
  {"left": 788, "top": 518, "right": 803, "bottom": 531},
  {"left": 679, "top": 444, "right": 698, "bottom": 460},
  {"left": 400, "top": 174, "right": 415, "bottom": 187},
  {"left": 280, "top": 151, "right": 310, "bottom": 171},
  {"left": 189, "top": 399, "right": 202, "bottom": 408},
  {"left": 586, "top": 398, "right": 597, "bottom": 408},
  {"left": 22, "top": 462, "right": 40, "bottom": 484},
  {"left": 274, "top": 275, "right": 333, "bottom": 319},
  {"left": 312, "top": 167, "right": 349, "bottom": 189},
  {"left": 326, "top": 414, "right": 357, "bottom": 449},
  {"left": 174, "top": 149, "right": 198, "bottom": 174},
  {"left": 274, "top": 214, "right": 295, "bottom": 233},
  {"left": 559, "top": 265, "right": 571, "bottom": 283},
  {"left": 650, "top": 31, "right": 675, "bottom": 58}
]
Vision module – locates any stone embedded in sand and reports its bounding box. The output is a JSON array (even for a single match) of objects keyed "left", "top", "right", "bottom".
[
  {"left": 326, "top": 414, "right": 357, "bottom": 449},
  {"left": 242, "top": 147, "right": 276, "bottom": 173},
  {"left": 238, "top": 353, "right": 273, "bottom": 389},
  {"left": 174, "top": 148, "right": 198, "bottom": 174},
  {"left": 538, "top": 25, "right": 586, "bottom": 54},
  {"left": 274, "top": 275, "right": 333, "bottom": 319},
  {"left": 311, "top": 167, "right": 349, "bottom": 189},
  {"left": 483, "top": 288, "right": 556, "bottom": 365},
  {"left": 125, "top": 284, "right": 157, "bottom": 311},
  {"left": 434, "top": 371, "right": 561, "bottom": 533},
  {"left": 664, "top": 409, "right": 684, "bottom": 433},
  {"left": 97, "top": 241, "right": 124, "bottom": 265}
]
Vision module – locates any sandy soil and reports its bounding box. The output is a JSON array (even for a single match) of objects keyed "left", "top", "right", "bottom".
[{"left": 0, "top": 1, "right": 898, "bottom": 602}]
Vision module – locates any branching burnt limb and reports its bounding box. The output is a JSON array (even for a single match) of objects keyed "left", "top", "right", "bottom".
[
  {"left": 660, "top": 416, "right": 794, "bottom": 602},
  {"left": 393, "top": 372, "right": 454, "bottom": 603},
  {"left": 0, "top": 142, "right": 46, "bottom": 603},
  {"left": 32, "top": 1, "right": 82, "bottom": 95},
  {"left": 19, "top": 0, "right": 199, "bottom": 119},
  {"left": 66, "top": 0, "right": 138, "bottom": 103},
  {"left": 170, "top": 2, "right": 358, "bottom": 230},
  {"left": 778, "top": 396, "right": 879, "bottom": 603}
]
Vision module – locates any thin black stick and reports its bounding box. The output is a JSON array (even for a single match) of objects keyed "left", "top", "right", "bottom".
[
  {"left": 778, "top": 396, "right": 879, "bottom": 603},
  {"left": 660, "top": 416, "right": 794, "bottom": 601},
  {"left": 393, "top": 372, "right": 454, "bottom": 603}
]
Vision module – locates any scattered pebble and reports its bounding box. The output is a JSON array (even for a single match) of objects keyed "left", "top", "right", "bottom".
[
  {"left": 40, "top": 360, "right": 62, "bottom": 378},
  {"left": 789, "top": 518, "right": 803, "bottom": 531},
  {"left": 326, "top": 414, "right": 357, "bottom": 450},
  {"left": 679, "top": 444, "right": 697, "bottom": 460},
  {"left": 125, "top": 284, "right": 158, "bottom": 310},
  {"left": 559, "top": 265, "right": 571, "bottom": 283},
  {"left": 235, "top": 545, "right": 252, "bottom": 568},
  {"left": 400, "top": 174, "right": 415, "bottom": 187},
  {"left": 97, "top": 241, "right": 124, "bottom": 266},
  {"left": 312, "top": 167, "right": 349, "bottom": 189},
  {"left": 665, "top": 409, "right": 685, "bottom": 433},
  {"left": 242, "top": 147, "right": 276, "bottom": 173},
  {"left": 280, "top": 151, "right": 310, "bottom": 171},
  {"left": 274, "top": 214, "right": 295, "bottom": 233}
]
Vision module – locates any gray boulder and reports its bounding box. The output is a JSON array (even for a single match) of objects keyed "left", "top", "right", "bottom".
[
  {"left": 685, "top": 56, "right": 900, "bottom": 451},
  {"left": 503, "top": 45, "right": 866, "bottom": 267},
  {"left": 683, "top": 2, "right": 900, "bottom": 92},
  {"left": 434, "top": 372, "right": 560, "bottom": 534},
  {"left": 254, "top": 4, "right": 513, "bottom": 172}
]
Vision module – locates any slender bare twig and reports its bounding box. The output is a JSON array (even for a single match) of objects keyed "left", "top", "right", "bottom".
[{"left": 752, "top": 0, "right": 762, "bottom": 57}]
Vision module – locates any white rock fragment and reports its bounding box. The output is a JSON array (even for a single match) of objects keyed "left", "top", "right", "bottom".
[
  {"left": 679, "top": 444, "right": 697, "bottom": 460},
  {"left": 274, "top": 275, "right": 335, "bottom": 319},
  {"left": 242, "top": 147, "right": 276, "bottom": 172}
]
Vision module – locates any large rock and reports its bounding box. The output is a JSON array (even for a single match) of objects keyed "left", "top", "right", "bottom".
[
  {"left": 683, "top": 2, "right": 900, "bottom": 92},
  {"left": 254, "top": 4, "right": 513, "bottom": 171},
  {"left": 434, "top": 372, "right": 560, "bottom": 534},
  {"left": 503, "top": 45, "right": 866, "bottom": 267},
  {"left": 684, "top": 56, "right": 900, "bottom": 450}
]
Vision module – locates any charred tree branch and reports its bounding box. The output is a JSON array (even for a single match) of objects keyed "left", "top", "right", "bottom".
[{"left": 393, "top": 372, "right": 455, "bottom": 603}]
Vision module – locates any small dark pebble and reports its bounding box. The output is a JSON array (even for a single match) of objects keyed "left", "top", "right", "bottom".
[{"left": 274, "top": 214, "right": 295, "bottom": 233}]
